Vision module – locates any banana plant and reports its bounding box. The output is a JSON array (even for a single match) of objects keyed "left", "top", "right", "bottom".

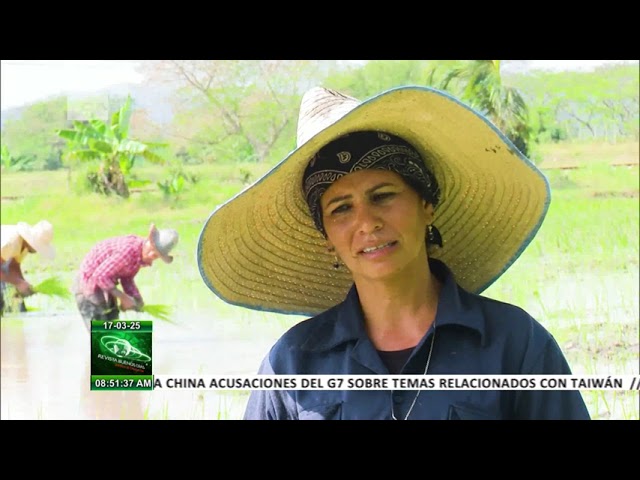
[
  {"left": 1, "top": 144, "right": 36, "bottom": 171},
  {"left": 56, "top": 96, "right": 166, "bottom": 197}
]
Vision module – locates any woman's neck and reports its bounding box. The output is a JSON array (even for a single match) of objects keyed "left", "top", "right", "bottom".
[{"left": 355, "top": 259, "right": 441, "bottom": 351}]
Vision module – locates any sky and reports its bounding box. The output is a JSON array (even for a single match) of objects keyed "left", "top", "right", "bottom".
[
  {"left": 1, "top": 60, "right": 145, "bottom": 111},
  {"left": 1, "top": 60, "right": 638, "bottom": 111}
]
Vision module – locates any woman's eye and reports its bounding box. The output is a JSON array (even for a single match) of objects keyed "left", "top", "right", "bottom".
[
  {"left": 331, "top": 204, "right": 350, "bottom": 215},
  {"left": 372, "top": 192, "right": 395, "bottom": 202}
]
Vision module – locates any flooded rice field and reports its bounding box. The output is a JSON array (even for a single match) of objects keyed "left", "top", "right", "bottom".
[{"left": 1, "top": 311, "right": 286, "bottom": 420}]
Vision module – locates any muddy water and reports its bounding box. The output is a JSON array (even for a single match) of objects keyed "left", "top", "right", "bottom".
[{"left": 1, "top": 312, "right": 285, "bottom": 420}]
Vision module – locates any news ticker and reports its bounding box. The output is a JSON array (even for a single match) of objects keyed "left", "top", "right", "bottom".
[
  {"left": 89, "top": 374, "right": 640, "bottom": 391},
  {"left": 90, "top": 321, "right": 639, "bottom": 392}
]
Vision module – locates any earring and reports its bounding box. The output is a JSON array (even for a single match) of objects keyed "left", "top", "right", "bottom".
[
  {"left": 427, "top": 224, "right": 443, "bottom": 248},
  {"left": 327, "top": 246, "right": 340, "bottom": 269}
]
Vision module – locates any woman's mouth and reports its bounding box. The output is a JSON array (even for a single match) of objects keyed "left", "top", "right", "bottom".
[{"left": 359, "top": 241, "right": 398, "bottom": 257}]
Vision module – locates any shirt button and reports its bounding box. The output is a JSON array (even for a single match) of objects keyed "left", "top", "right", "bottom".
[{"left": 393, "top": 394, "right": 403, "bottom": 404}]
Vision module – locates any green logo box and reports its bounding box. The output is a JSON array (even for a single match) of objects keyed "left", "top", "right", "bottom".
[{"left": 91, "top": 320, "right": 153, "bottom": 390}]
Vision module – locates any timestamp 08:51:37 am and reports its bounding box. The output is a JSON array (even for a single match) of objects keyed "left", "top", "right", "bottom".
[{"left": 91, "top": 375, "right": 155, "bottom": 390}]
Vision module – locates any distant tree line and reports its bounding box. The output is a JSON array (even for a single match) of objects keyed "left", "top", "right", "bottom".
[{"left": 1, "top": 61, "right": 638, "bottom": 175}]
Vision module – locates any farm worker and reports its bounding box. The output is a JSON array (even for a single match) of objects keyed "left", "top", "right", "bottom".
[
  {"left": 1, "top": 220, "right": 56, "bottom": 315},
  {"left": 73, "top": 223, "right": 179, "bottom": 331}
]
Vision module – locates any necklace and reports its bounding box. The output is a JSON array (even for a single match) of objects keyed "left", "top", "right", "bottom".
[{"left": 391, "top": 324, "right": 437, "bottom": 420}]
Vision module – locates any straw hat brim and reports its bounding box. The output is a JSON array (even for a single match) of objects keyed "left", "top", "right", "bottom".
[
  {"left": 16, "top": 222, "right": 56, "bottom": 261},
  {"left": 197, "top": 86, "right": 550, "bottom": 317}
]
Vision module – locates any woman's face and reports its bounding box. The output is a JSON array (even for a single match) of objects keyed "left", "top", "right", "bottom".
[{"left": 321, "top": 169, "right": 434, "bottom": 282}]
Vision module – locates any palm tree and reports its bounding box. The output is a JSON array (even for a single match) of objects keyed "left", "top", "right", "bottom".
[
  {"left": 57, "top": 96, "right": 166, "bottom": 197},
  {"left": 437, "top": 60, "right": 531, "bottom": 155}
]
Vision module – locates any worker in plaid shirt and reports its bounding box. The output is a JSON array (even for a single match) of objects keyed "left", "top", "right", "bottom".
[{"left": 74, "top": 223, "right": 179, "bottom": 331}]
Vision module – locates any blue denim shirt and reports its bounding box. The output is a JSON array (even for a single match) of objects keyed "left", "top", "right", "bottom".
[{"left": 244, "top": 259, "right": 591, "bottom": 420}]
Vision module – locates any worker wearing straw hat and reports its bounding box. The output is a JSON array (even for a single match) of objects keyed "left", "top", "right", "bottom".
[
  {"left": 1, "top": 220, "right": 56, "bottom": 315},
  {"left": 198, "top": 86, "right": 590, "bottom": 420},
  {"left": 73, "top": 223, "right": 179, "bottom": 332}
]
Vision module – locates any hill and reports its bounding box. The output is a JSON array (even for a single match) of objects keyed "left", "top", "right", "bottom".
[{"left": 1, "top": 82, "right": 174, "bottom": 129}]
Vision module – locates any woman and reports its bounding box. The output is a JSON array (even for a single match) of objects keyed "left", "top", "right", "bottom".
[
  {"left": 1, "top": 220, "right": 56, "bottom": 315},
  {"left": 198, "top": 86, "right": 590, "bottom": 420}
]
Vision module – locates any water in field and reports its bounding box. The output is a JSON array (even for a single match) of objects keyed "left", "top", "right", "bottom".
[{"left": 0, "top": 310, "right": 290, "bottom": 420}]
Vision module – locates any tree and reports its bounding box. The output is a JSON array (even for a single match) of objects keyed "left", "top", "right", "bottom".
[
  {"left": 139, "top": 60, "right": 338, "bottom": 165},
  {"left": 507, "top": 64, "right": 639, "bottom": 143},
  {"left": 326, "top": 60, "right": 434, "bottom": 99},
  {"left": 1, "top": 97, "right": 68, "bottom": 170},
  {"left": 434, "top": 60, "right": 531, "bottom": 155},
  {"left": 56, "top": 96, "right": 166, "bottom": 197}
]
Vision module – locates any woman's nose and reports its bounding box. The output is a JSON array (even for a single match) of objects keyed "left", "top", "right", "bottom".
[{"left": 355, "top": 205, "right": 382, "bottom": 234}]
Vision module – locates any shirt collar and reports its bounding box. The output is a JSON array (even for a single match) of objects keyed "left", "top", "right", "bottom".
[
  {"left": 429, "top": 258, "right": 487, "bottom": 344},
  {"left": 301, "top": 258, "right": 487, "bottom": 352}
]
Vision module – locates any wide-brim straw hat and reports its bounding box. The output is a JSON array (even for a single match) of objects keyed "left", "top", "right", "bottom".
[
  {"left": 197, "top": 85, "right": 551, "bottom": 317},
  {"left": 16, "top": 220, "right": 56, "bottom": 261}
]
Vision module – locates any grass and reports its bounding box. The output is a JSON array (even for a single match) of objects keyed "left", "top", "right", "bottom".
[{"left": 1, "top": 141, "right": 638, "bottom": 420}]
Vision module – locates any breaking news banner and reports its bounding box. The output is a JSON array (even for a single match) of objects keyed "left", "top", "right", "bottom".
[
  {"left": 90, "top": 320, "right": 154, "bottom": 391},
  {"left": 149, "top": 374, "right": 640, "bottom": 391}
]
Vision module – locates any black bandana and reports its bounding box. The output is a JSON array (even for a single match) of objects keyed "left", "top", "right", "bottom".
[{"left": 302, "top": 131, "right": 442, "bottom": 245}]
